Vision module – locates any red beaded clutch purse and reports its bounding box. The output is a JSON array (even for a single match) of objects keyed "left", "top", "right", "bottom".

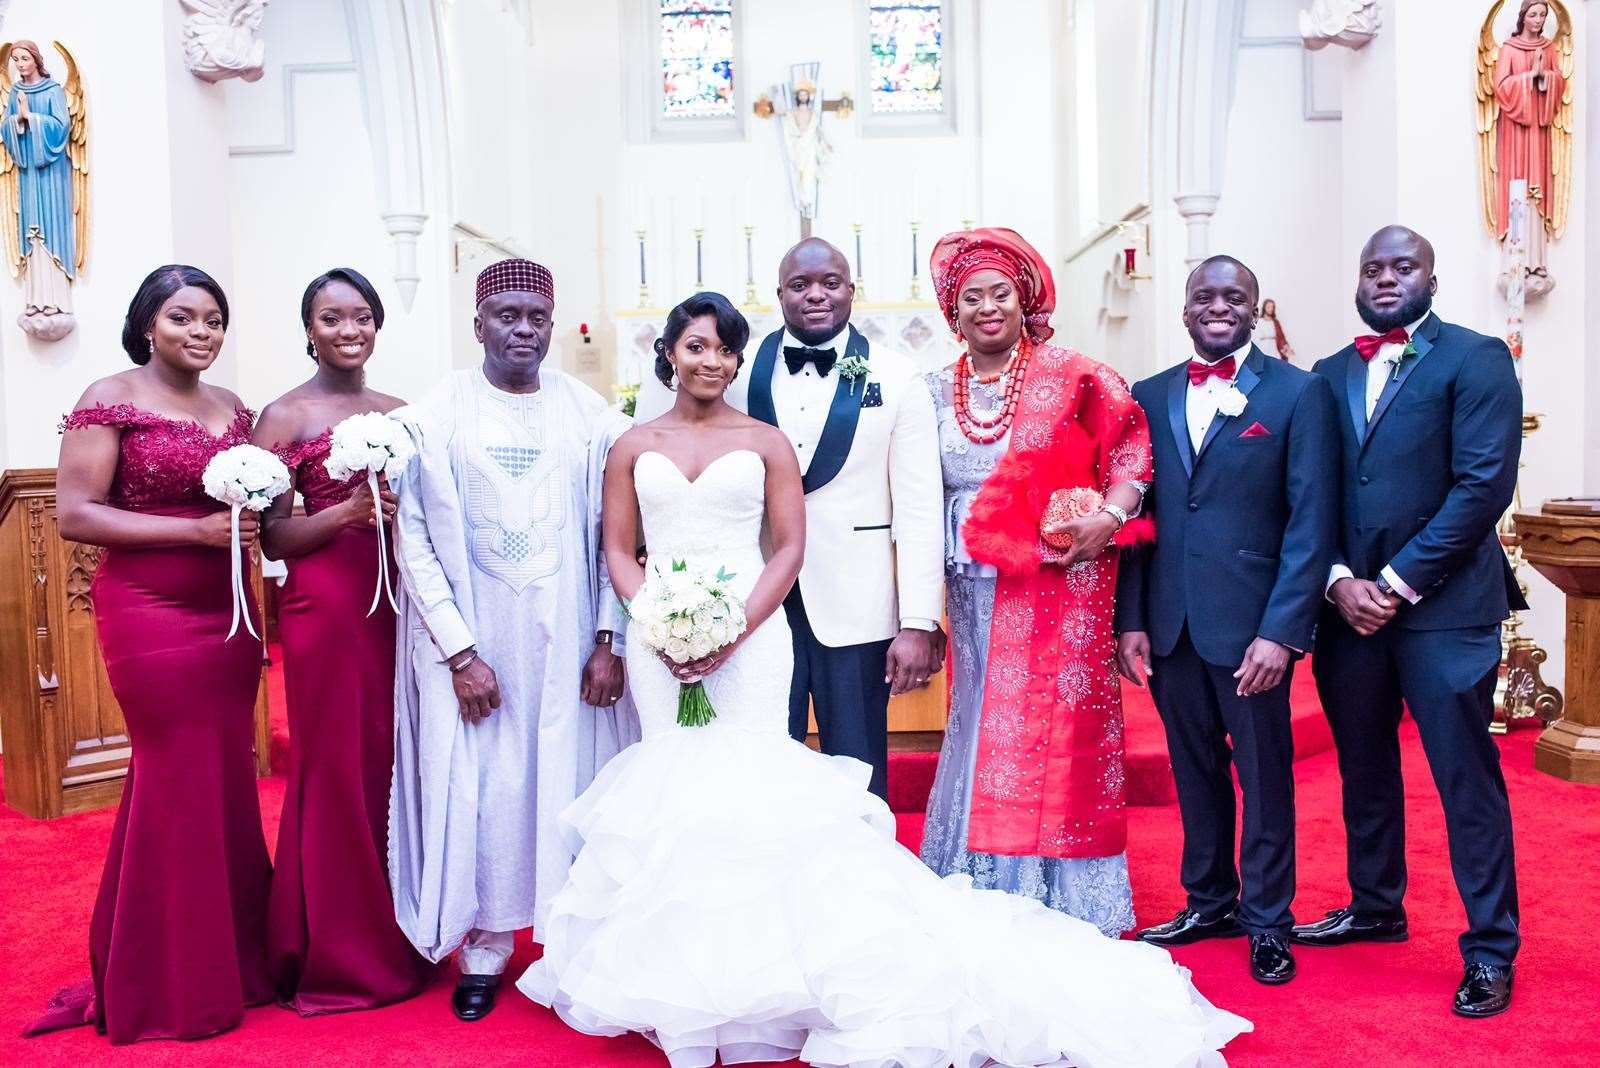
[{"left": 1040, "top": 487, "right": 1104, "bottom": 550}]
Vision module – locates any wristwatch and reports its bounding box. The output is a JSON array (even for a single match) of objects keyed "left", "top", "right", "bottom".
[
  {"left": 1374, "top": 575, "right": 1395, "bottom": 597},
  {"left": 594, "top": 630, "right": 614, "bottom": 647}
]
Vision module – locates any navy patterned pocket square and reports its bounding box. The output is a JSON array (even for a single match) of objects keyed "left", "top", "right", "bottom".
[{"left": 861, "top": 382, "right": 883, "bottom": 408}]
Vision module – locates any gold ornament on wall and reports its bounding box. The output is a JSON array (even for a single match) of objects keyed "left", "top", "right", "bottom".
[
  {"left": 1475, "top": 1, "right": 1573, "bottom": 293},
  {"left": 0, "top": 39, "right": 89, "bottom": 342}
]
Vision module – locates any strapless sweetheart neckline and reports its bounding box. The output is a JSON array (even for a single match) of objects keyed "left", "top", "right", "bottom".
[{"left": 636, "top": 448, "right": 762, "bottom": 487}]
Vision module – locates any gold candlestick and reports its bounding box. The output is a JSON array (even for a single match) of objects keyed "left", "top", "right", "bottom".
[
  {"left": 635, "top": 228, "right": 650, "bottom": 309},
  {"left": 743, "top": 226, "right": 759, "bottom": 307},
  {"left": 852, "top": 222, "right": 865, "bottom": 302},
  {"left": 908, "top": 221, "right": 922, "bottom": 301}
]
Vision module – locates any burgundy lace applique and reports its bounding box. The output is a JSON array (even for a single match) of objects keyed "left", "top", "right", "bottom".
[
  {"left": 274, "top": 428, "right": 362, "bottom": 515},
  {"left": 60, "top": 403, "right": 255, "bottom": 511}
]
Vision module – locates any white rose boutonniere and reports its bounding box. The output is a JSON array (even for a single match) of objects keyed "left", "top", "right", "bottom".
[
  {"left": 836, "top": 355, "right": 871, "bottom": 381},
  {"left": 1215, "top": 385, "right": 1248, "bottom": 418}
]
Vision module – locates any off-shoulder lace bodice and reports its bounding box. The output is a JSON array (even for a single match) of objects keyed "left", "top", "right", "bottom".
[
  {"left": 275, "top": 429, "right": 363, "bottom": 516},
  {"left": 60, "top": 403, "right": 255, "bottom": 511}
]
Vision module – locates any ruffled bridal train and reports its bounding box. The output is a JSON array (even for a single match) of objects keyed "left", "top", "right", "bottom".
[{"left": 518, "top": 450, "right": 1249, "bottom": 1068}]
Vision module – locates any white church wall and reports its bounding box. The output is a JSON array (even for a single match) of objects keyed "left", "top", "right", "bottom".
[
  {"left": 1209, "top": 0, "right": 1346, "bottom": 366},
  {"left": 0, "top": 0, "right": 227, "bottom": 469},
  {"left": 225, "top": 0, "right": 457, "bottom": 413}
]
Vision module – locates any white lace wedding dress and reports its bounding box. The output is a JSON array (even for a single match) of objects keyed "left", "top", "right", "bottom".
[{"left": 517, "top": 449, "right": 1249, "bottom": 1068}]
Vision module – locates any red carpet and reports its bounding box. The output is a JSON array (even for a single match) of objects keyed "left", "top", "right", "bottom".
[{"left": 3, "top": 666, "right": 1596, "bottom": 1066}]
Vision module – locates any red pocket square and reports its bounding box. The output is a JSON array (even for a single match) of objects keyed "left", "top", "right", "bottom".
[{"left": 1240, "top": 422, "right": 1271, "bottom": 439}]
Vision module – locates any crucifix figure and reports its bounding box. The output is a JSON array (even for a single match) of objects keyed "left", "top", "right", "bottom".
[{"left": 754, "top": 62, "right": 853, "bottom": 238}]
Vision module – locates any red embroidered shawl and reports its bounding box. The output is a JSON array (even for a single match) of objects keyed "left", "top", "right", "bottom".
[{"left": 960, "top": 345, "right": 1154, "bottom": 859}]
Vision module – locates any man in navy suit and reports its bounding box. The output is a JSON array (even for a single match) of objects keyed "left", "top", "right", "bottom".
[
  {"left": 1115, "top": 256, "right": 1338, "bottom": 985},
  {"left": 1293, "top": 226, "right": 1524, "bottom": 1018}
]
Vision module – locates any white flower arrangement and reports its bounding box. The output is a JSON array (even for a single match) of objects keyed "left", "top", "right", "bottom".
[
  {"left": 202, "top": 444, "right": 291, "bottom": 640},
  {"left": 203, "top": 442, "right": 291, "bottom": 512},
  {"left": 324, "top": 410, "right": 415, "bottom": 483},
  {"left": 629, "top": 559, "right": 748, "bottom": 726},
  {"left": 325, "top": 411, "right": 415, "bottom": 615},
  {"left": 1215, "top": 385, "right": 1249, "bottom": 418},
  {"left": 835, "top": 354, "right": 871, "bottom": 381}
]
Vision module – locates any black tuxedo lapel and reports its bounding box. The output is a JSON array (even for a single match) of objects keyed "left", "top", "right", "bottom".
[
  {"left": 1342, "top": 349, "right": 1367, "bottom": 442},
  {"left": 801, "top": 325, "right": 870, "bottom": 494},
  {"left": 1166, "top": 368, "right": 1194, "bottom": 478},
  {"left": 746, "top": 328, "right": 784, "bottom": 428},
  {"left": 1195, "top": 346, "right": 1266, "bottom": 466},
  {"left": 1362, "top": 313, "right": 1439, "bottom": 450}
]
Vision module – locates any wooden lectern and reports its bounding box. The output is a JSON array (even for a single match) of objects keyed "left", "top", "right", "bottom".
[
  {"left": 0, "top": 469, "right": 272, "bottom": 818},
  {"left": 1514, "top": 498, "right": 1600, "bottom": 784}
]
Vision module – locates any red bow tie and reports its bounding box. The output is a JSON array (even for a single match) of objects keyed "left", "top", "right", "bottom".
[
  {"left": 1354, "top": 327, "right": 1410, "bottom": 361},
  {"left": 1187, "top": 355, "right": 1237, "bottom": 386}
]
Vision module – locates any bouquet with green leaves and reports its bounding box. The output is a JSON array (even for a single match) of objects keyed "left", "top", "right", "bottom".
[{"left": 630, "top": 559, "right": 747, "bottom": 726}]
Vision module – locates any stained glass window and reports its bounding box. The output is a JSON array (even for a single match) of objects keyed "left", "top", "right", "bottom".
[
  {"left": 868, "top": 2, "right": 944, "bottom": 114},
  {"left": 660, "top": 2, "right": 736, "bottom": 119}
]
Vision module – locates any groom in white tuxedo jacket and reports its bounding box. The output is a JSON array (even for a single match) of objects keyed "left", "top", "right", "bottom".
[
  {"left": 754, "top": 239, "right": 944, "bottom": 798},
  {"left": 636, "top": 240, "right": 944, "bottom": 798}
]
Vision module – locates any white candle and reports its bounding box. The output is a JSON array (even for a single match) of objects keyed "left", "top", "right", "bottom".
[
  {"left": 740, "top": 181, "right": 753, "bottom": 227},
  {"left": 910, "top": 176, "right": 921, "bottom": 222}
]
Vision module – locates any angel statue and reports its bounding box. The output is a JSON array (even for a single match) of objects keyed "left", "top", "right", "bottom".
[
  {"left": 0, "top": 40, "right": 88, "bottom": 342},
  {"left": 1477, "top": 0, "right": 1573, "bottom": 293}
]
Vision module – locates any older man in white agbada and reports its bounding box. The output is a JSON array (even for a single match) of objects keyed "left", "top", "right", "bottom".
[{"left": 389, "top": 258, "right": 637, "bottom": 1022}]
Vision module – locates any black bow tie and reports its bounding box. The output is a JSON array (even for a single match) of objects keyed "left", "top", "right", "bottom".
[{"left": 784, "top": 345, "right": 836, "bottom": 376}]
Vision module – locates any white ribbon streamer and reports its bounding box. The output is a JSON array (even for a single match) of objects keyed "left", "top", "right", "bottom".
[
  {"left": 366, "top": 469, "right": 400, "bottom": 616},
  {"left": 226, "top": 503, "right": 260, "bottom": 641}
]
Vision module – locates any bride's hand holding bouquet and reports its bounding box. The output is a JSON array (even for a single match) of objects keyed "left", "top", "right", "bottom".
[{"left": 630, "top": 559, "right": 748, "bottom": 726}]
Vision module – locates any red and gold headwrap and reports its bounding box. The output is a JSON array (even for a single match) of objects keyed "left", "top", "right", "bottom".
[
  {"left": 475, "top": 258, "right": 555, "bottom": 306},
  {"left": 930, "top": 226, "right": 1056, "bottom": 343}
]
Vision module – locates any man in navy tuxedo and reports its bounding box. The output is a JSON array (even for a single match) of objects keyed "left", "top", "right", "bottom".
[
  {"left": 1115, "top": 256, "right": 1338, "bottom": 985},
  {"left": 1294, "top": 226, "right": 1524, "bottom": 1018}
]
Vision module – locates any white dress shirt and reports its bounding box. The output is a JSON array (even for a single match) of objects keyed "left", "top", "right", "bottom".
[
  {"left": 1185, "top": 343, "right": 1250, "bottom": 453},
  {"left": 1326, "top": 313, "right": 1430, "bottom": 604},
  {"left": 773, "top": 327, "right": 845, "bottom": 477}
]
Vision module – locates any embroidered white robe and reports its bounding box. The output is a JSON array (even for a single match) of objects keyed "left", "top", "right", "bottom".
[{"left": 388, "top": 368, "right": 637, "bottom": 962}]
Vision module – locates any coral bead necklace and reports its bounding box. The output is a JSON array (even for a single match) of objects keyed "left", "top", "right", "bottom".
[{"left": 954, "top": 334, "right": 1032, "bottom": 444}]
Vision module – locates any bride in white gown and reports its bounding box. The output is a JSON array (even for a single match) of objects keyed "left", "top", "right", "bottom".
[{"left": 517, "top": 293, "right": 1250, "bottom": 1068}]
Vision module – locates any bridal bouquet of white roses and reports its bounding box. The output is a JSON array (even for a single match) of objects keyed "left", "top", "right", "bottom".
[
  {"left": 630, "top": 559, "right": 748, "bottom": 726},
  {"left": 324, "top": 411, "right": 415, "bottom": 615},
  {"left": 202, "top": 443, "right": 291, "bottom": 641}
]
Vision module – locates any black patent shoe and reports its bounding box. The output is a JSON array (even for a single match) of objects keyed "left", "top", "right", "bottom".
[
  {"left": 1290, "top": 906, "right": 1409, "bottom": 947},
  {"left": 452, "top": 973, "right": 501, "bottom": 1022},
  {"left": 1453, "top": 962, "right": 1513, "bottom": 1018},
  {"left": 1136, "top": 907, "right": 1246, "bottom": 947},
  {"left": 1249, "top": 934, "right": 1297, "bottom": 985}
]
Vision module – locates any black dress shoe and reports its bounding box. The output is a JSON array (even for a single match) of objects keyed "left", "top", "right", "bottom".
[
  {"left": 452, "top": 974, "right": 501, "bottom": 1022},
  {"left": 1453, "top": 962, "right": 1513, "bottom": 1018},
  {"left": 1290, "top": 906, "right": 1408, "bottom": 947},
  {"left": 1136, "top": 907, "right": 1247, "bottom": 947},
  {"left": 1249, "top": 934, "right": 1297, "bottom": 985}
]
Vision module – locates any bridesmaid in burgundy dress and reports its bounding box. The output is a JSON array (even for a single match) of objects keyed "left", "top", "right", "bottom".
[
  {"left": 49, "top": 265, "right": 274, "bottom": 1043},
  {"left": 253, "top": 267, "right": 434, "bottom": 1014}
]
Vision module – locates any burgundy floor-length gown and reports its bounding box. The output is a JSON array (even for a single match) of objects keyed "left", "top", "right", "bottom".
[
  {"left": 266, "top": 429, "right": 434, "bottom": 1014},
  {"left": 41, "top": 403, "right": 274, "bottom": 1044}
]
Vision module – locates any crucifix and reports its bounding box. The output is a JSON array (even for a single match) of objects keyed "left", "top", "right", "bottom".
[{"left": 753, "top": 62, "right": 854, "bottom": 238}]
